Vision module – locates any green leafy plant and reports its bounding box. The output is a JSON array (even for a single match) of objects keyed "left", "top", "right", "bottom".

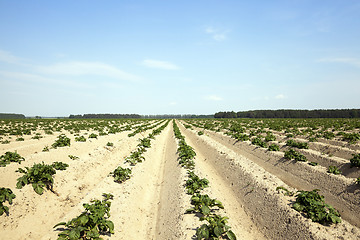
[
  {"left": 0, "top": 187, "right": 16, "bottom": 216},
  {"left": 125, "top": 150, "right": 144, "bottom": 166},
  {"left": 284, "top": 149, "right": 307, "bottom": 162},
  {"left": 88, "top": 133, "right": 98, "bottom": 139},
  {"left": 106, "top": 142, "right": 114, "bottom": 147},
  {"left": 138, "top": 138, "right": 151, "bottom": 149},
  {"left": 75, "top": 136, "right": 86, "bottom": 142},
  {"left": 31, "top": 135, "right": 43, "bottom": 140},
  {"left": 328, "top": 166, "right": 341, "bottom": 175},
  {"left": 0, "top": 151, "right": 25, "bottom": 167},
  {"left": 16, "top": 137, "right": 25, "bottom": 141},
  {"left": 356, "top": 177, "right": 360, "bottom": 185},
  {"left": 265, "top": 133, "right": 276, "bottom": 142},
  {"left": 68, "top": 155, "right": 79, "bottom": 160},
  {"left": 251, "top": 137, "right": 267, "bottom": 148},
  {"left": 268, "top": 144, "right": 280, "bottom": 151},
  {"left": 308, "top": 162, "right": 318, "bottom": 166},
  {"left": 185, "top": 171, "right": 209, "bottom": 195},
  {"left": 342, "top": 132, "right": 360, "bottom": 144},
  {"left": 42, "top": 146, "right": 50, "bottom": 152},
  {"left": 196, "top": 214, "right": 236, "bottom": 240},
  {"left": 52, "top": 134, "right": 71, "bottom": 148},
  {"left": 54, "top": 193, "right": 114, "bottom": 240},
  {"left": 186, "top": 193, "right": 224, "bottom": 216},
  {"left": 286, "top": 139, "right": 309, "bottom": 149},
  {"left": 292, "top": 189, "right": 341, "bottom": 224},
  {"left": 232, "top": 133, "right": 249, "bottom": 141},
  {"left": 52, "top": 162, "right": 69, "bottom": 170},
  {"left": 350, "top": 154, "right": 360, "bottom": 167},
  {"left": 111, "top": 166, "right": 132, "bottom": 183},
  {"left": 16, "top": 162, "right": 62, "bottom": 195},
  {"left": 198, "top": 131, "right": 204, "bottom": 136}
]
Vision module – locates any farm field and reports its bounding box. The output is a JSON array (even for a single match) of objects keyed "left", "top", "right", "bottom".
[{"left": 0, "top": 118, "right": 360, "bottom": 239}]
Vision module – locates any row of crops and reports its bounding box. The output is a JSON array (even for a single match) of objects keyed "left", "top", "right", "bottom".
[
  {"left": 0, "top": 118, "right": 169, "bottom": 239},
  {"left": 180, "top": 118, "right": 360, "bottom": 229},
  {"left": 183, "top": 118, "right": 360, "bottom": 181}
]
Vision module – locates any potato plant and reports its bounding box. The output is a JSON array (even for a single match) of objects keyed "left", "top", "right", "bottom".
[
  {"left": 186, "top": 193, "right": 224, "bottom": 216},
  {"left": 111, "top": 166, "right": 132, "bottom": 183},
  {"left": 52, "top": 162, "right": 69, "bottom": 170},
  {"left": 292, "top": 189, "right": 341, "bottom": 224},
  {"left": 350, "top": 154, "right": 360, "bottom": 167},
  {"left": 286, "top": 139, "right": 309, "bottom": 149},
  {"left": 268, "top": 144, "right": 280, "bottom": 151},
  {"left": 284, "top": 149, "right": 307, "bottom": 162},
  {"left": 68, "top": 155, "right": 79, "bottom": 160},
  {"left": 251, "top": 137, "right": 267, "bottom": 148},
  {"left": 327, "top": 166, "right": 341, "bottom": 175},
  {"left": 0, "top": 187, "right": 16, "bottom": 216},
  {"left": 0, "top": 151, "right": 25, "bottom": 167},
  {"left": 185, "top": 171, "right": 209, "bottom": 195},
  {"left": 196, "top": 214, "right": 236, "bottom": 240},
  {"left": 16, "top": 162, "right": 66, "bottom": 195},
  {"left": 75, "top": 136, "right": 86, "bottom": 142},
  {"left": 54, "top": 193, "right": 114, "bottom": 240},
  {"left": 52, "top": 134, "right": 71, "bottom": 148}
]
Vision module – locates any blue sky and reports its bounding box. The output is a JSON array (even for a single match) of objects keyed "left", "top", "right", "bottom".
[{"left": 0, "top": 0, "right": 360, "bottom": 116}]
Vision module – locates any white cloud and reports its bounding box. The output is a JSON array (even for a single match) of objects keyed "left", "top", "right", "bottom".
[
  {"left": 317, "top": 58, "right": 360, "bottom": 67},
  {"left": 204, "top": 95, "right": 223, "bottom": 101},
  {"left": 275, "top": 94, "right": 286, "bottom": 99},
  {"left": 0, "top": 70, "right": 94, "bottom": 89},
  {"left": 205, "top": 27, "right": 216, "bottom": 34},
  {"left": 0, "top": 49, "right": 23, "bottom": 64},
  {"left": 213, "top": 34, "right": 226, "bottom": 41},
  {"left": 204, "top": 26, "right": 228, "bottom": 41},
  {"left": 36, "top": 61, "right": 142, "bottom": 81},
  {"left": 169, "top": 101, "right": 177, "bottom": 105},
  {"left": 142, "top": 59, "right": 180, "bottom": 70}
]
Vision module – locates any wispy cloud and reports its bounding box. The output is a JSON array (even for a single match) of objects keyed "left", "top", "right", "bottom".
[
  {"left": 36, "top": 61, "right": 142, "bottom": 81},
  {"left": 142, "top": 59, "right": 180, "bottom": 70},
  {"left": 205, "top": 26, "right": 228, "bottom": 41},
  {"left": 0, "top": 70, "right": 94, "bottom": 89},
  {"left": 169, "top": 101, "right": 177, "bottom": 105},
  {"left": 204, "top": 95, "right": 223, "bottom": 101},
  {"left": 0, "top": 49, "right": 23, "bottom": 64},
  {"left": 317, "top": 57, "right": 360, "bottom": 67},
  {"left": 275, "top": 94, "right": 286, "bottom": 99}
]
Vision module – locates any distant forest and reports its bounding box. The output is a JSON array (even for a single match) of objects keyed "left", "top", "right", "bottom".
[
  {"left": 69, "top": 114, "right": 142, "bottom": 119},
  {"left": 69, "top": 114, "right": 213, "bottom": 119},
  {"left": 142, "top": 114, "right": 213, "bottom": 119},
  {"left": 214, "top": 109, "right": 360, "bottom": 118},
  {"left": 0, "top": 113, "right": 26, "bottom": 119}
]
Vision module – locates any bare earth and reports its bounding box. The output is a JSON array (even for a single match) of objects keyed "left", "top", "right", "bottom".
[{"left": 0, "top": 121, "right": 359, "bottom": 239}]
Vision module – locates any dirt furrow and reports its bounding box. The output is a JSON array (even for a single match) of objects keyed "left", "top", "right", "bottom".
[
  {"left": 178, "top": 121, "right": 360, "bottom": 240},
  {"left": 177, "top": 121, "right": 267, "bottom": 239},
  {"left": 196, "top": 127, "right": 360, "bottom": 228}
]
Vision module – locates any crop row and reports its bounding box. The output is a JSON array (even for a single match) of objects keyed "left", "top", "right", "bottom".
[{"left": 173, "top": 121, "right": 237, "bottom": 240}]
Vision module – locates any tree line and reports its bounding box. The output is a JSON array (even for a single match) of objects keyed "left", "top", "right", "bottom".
[
  {"left": 69, "top": 114, "right": 142, "bottom": 119},
  {"left": 142, "top": 114, "right": 213, "bottom": 119},
  {"left": 0, "top": 113, "right": 26, "bottom": 119},
  {"left": 214, "top": 109, "right": 360, "bottom": 118}
]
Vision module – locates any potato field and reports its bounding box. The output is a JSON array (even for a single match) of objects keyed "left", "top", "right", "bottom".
[{"left": 0, "top": 118, "right": 360, "bottom": 240}]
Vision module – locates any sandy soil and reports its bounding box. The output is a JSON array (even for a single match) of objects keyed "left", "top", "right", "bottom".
[
  {"left": 1, "top": 119, "right": 359, "bottom": 240},
  {"left": 178, "top": 121, "right": 360, "bottom": 239}
]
